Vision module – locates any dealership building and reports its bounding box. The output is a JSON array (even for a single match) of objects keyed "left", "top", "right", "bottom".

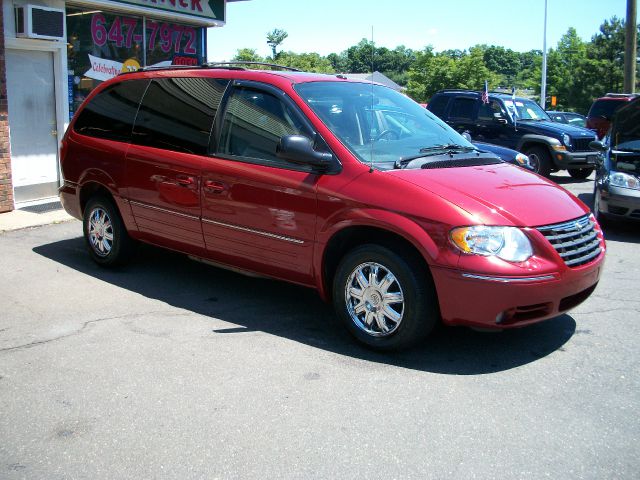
[{"left": 1, "top": 0, "right": 244, "bottom": 212}]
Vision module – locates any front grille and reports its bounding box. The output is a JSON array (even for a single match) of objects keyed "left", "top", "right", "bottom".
[
  {"left": 571, "top": 137, "right": 596, "bottom": 152},
  {"left": 537, "top": 215, "right": 602, "bottom": 267}
]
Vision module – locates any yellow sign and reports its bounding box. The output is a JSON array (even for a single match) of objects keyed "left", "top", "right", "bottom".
[{"left": 121, "top": 58, "right": 141, "bottom": 73}]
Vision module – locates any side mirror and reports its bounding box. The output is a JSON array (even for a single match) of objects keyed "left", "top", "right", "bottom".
[
  {"left": 589, "top": 140, "right": 607, "bottom": 152},
  {"left": 461, "top": 131, "right": 472, "bottom": 142},
  {"left": 276, "top": 135, "right": 335, "bottom": 172},
  {"left": 493, "top": 112, "right": 508, "bottom": 124}
]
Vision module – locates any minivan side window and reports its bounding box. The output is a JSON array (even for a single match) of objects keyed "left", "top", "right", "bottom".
[
  {"left": 219, "top": 87, "right": 310, "bottom": 163},
  {"left": 132, "top": 78, "right": 229, "bottom": 155},
  {"left": 73, "top": 79, "right": 149, "bottom": 142}
]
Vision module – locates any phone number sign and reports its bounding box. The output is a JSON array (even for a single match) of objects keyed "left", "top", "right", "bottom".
[{"left": 91, "top": 14, "right": 198, "bottom": 55}]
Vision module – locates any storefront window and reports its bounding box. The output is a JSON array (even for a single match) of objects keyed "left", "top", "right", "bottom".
[{"left": 66, "top": 7, "right": 204, "bottom": 118}]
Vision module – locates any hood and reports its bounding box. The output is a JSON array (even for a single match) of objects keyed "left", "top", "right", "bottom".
[
  {"left": 473, "top": 141, "right": 517, "bottom": 159},
  {"left": 388, "top": 163, "right": 588, "bottom": 227},
  {"left": 612, "top": 97, "right": 640, "bottom": 145},
  {"left": 519, "top": 120, "right": 595, "bottom": 139}
]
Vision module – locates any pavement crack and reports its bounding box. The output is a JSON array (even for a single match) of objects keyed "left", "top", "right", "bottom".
[{"left": 0, "top": 310, "right": 172, "bottom": 353}]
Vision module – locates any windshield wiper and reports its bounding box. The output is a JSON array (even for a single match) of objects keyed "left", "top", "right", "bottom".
[{"left": 395, "top": 144, "right": 477, "bottom": 168}]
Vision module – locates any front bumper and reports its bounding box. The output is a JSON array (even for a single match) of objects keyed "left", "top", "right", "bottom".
[
  {"left": 431, "top": 254, "right": 605, "bottom": 329},
  {"left": 553, "top": 150, "right": 600, "bottom": 169},
  {"left": 596, "top": 184, "right": 640, "bottom": 222}
]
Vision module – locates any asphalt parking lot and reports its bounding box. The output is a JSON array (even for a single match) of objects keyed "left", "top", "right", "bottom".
[{"left": 1, "top": 172, "right": 638, "bottom": 479}]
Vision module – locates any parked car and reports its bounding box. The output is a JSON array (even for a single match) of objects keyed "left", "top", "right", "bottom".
[
  {"left": 427, "top": 89, "right": 598, "bottom": 178},
  {"left": 59, "top": 65, "right": 605, "bottom": 351},
  {"left": 459, "top": 133, "right": 533, "bottom": 170},
  {"left": 591, "top": 96, "right": 640, "bottom": 224},
  {"left": 587, "top": 93, "right": 639, "bottom": 140},
  {"left": 547, "top": 111, "right": 587, "bottom": 128}
]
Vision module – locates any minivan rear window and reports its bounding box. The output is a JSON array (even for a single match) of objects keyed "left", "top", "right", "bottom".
[
  {"left": 74, "top": 79, "right": 149, "bottom": 142},
  {"left": 132, "top": 78, "right": 229, "bottom": 155}
]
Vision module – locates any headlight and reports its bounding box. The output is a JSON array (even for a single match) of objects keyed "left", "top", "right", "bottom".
[
  {"left": 562, "top": 133, "right": 572, "bottom": 147},
  {"left": 450, "top": 226, "right": 533, "bottom": 262},
  {"left": 514, "top": 153, "right": 531, "bottom": 168},
  {"left": 609, "top": 171, "right": 640, "bottom": 190}
]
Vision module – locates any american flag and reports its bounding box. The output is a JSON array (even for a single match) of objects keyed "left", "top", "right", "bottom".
[{"left": 481, "top": 80, "right": 489, "bottom": 104}]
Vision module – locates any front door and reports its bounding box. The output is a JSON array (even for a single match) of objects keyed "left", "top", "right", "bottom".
[
  {"left": 6, "top": 49, "right": 59, "bottom": 203},
  {"left": 202, "top": 84, "right": 318, "bottom": 285}
]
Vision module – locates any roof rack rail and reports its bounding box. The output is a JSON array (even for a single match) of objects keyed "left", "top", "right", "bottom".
[
  {"left": 119, "top": 64, "right": 199, "bottom": 75},
  {"left": 435, "top": 88, "right": 476, "bottom": 93},
  {"left": 604, "top": 92, "right": 639, "bottom": 98},
  {"left": 203, "top": 61, "right": 301, "bottom": 72},
  {"left": 118, "top": 61, "right": 302, "bottom": 76}
]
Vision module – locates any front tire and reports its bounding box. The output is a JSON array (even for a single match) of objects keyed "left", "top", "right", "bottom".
[
  {"left": 592, "top": 185, "right": 609, "bottom": 228},
  {"left": 524, "top": 146, "right": 552, "bottom": 177},
  {"left": 332, "top": 244, "right": 438, "bottom": 351},
  {"left": 83, "top": 196, "right": 134, "bottom": 267}
]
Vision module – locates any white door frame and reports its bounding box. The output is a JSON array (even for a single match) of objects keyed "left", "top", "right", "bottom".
[{"left": 5, "top": 36, "right": 70, "bottom": 202}]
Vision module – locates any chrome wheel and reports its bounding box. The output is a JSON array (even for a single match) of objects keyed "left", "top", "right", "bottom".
[
  {"left": 344, "top": 261, "right": 404, "bottom": 337},
  {"left": 87, "top": 207, "right": 114, "bottom": 257},
  {"left": 528, "top": 152, "right": 541, "bottom": 172}
]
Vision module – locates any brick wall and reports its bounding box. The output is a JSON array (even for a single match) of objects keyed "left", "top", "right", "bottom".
[{"left": 0, "top": 5, "right": 14, "bottom": 212}]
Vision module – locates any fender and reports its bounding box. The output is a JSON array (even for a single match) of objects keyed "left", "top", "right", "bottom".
[
  {"left": 313, "top": 208, "right": 461, "bottom": 300},
  {"left": 516, "top": 134, "right": 562, "bottom": 153},
  {"left": 78, "top": 168, "right": 138, "bottom": 233}
]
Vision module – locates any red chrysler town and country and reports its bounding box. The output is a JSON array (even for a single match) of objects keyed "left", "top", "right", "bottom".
[{"left": 59, "top": 65, "right": 605, "bottom": 351}]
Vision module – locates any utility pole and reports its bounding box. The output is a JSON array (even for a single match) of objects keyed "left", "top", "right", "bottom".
[
  {"left": 540, "top": 0, "right": 548, "bottom": 108},
  {"left": 624, "top": 0, "right": 637, "bottom": 93}
]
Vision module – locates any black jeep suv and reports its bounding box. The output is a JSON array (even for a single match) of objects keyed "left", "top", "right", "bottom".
[{"left": 427, "top": 89, "right": 598, "bottom": 178}]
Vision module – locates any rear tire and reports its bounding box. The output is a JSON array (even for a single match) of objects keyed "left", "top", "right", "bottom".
[
  {"left": 524, "top": 146, "right": 552, "bottom": 177},
  {"left": 569, "top": 168, "right": 594, "bottom": 180},
  {"left": 83, "top": 196, "right": 135, "bottom": 267},
  {"left": 332, "top": 244, "right": 438, "bottom": 351}
]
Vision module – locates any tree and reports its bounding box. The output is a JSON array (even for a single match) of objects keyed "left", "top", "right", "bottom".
[
  {"left": 407, "top": 47, "right": 499, "bottom": 102},
  {"left": 266, "top": 29, "right": 288, "bottom": 59},
  {"left": 232, "top": 48, "right": 263, "bottom": 63},
  {"left": 546, "top": 28, "right": 589, "bottom": 110},
  {"left": 276, "top": 52, "right": 335, "bottom": 73},
  {"left": 481, "top": 45, "right": 522, "bottom": 85},
  {"left": 453, "top": 47, "right": 501, "bottom": 90}
]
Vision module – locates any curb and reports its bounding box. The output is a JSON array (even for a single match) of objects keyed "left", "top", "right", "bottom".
[{"left": 0, "top": 208, "right": 77, "bottom": 233}]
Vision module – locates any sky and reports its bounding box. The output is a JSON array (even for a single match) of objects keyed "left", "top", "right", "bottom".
[{"left": 206, "top": 0, "right": 630, "bottom": 61}]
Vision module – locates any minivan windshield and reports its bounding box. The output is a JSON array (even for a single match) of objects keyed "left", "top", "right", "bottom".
[{"left": 294, "top": 81, "right": 477, "bottom": 169}]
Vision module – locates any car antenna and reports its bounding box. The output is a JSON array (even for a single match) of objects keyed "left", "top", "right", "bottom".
[{"left": 369, "top": 26, "right": 375, "bottom": 173}]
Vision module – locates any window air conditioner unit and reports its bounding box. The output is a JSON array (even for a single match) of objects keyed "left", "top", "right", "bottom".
[{"left": 15, "top": 4, "right": 65, "bottom": 41}]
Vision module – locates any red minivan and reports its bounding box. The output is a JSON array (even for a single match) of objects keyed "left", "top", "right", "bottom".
[{"left": 59, "top": 65, "right": 605, "bottom": 351}]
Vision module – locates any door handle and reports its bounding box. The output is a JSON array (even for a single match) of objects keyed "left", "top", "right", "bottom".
[
  {"left": 203, "top": 180, "right": 226, "bottom": 194},
  {"left": 176, "top": 175, "right": 196, "bottom": 187}
]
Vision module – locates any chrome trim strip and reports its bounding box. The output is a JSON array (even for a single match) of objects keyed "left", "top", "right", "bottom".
[
  {"left": 129, "top": 201, "right": 200, "bottom": 221},
  {"left": 537, "top": 215, "right": 590, "bottom": 231},
  {"left": 202, "top": 218, "right": 305, "bottom": 245},
  {"left": 461, "top": 273, "right": 556, "bottom": 283}
]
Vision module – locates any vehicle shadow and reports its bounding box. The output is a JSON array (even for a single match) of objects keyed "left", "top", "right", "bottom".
[
  {"left": 548, "top": 173, "right": 594, "bottom": 185},
  {"left": 33, "top": 237, "right": 577, "bottom": 375}
]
